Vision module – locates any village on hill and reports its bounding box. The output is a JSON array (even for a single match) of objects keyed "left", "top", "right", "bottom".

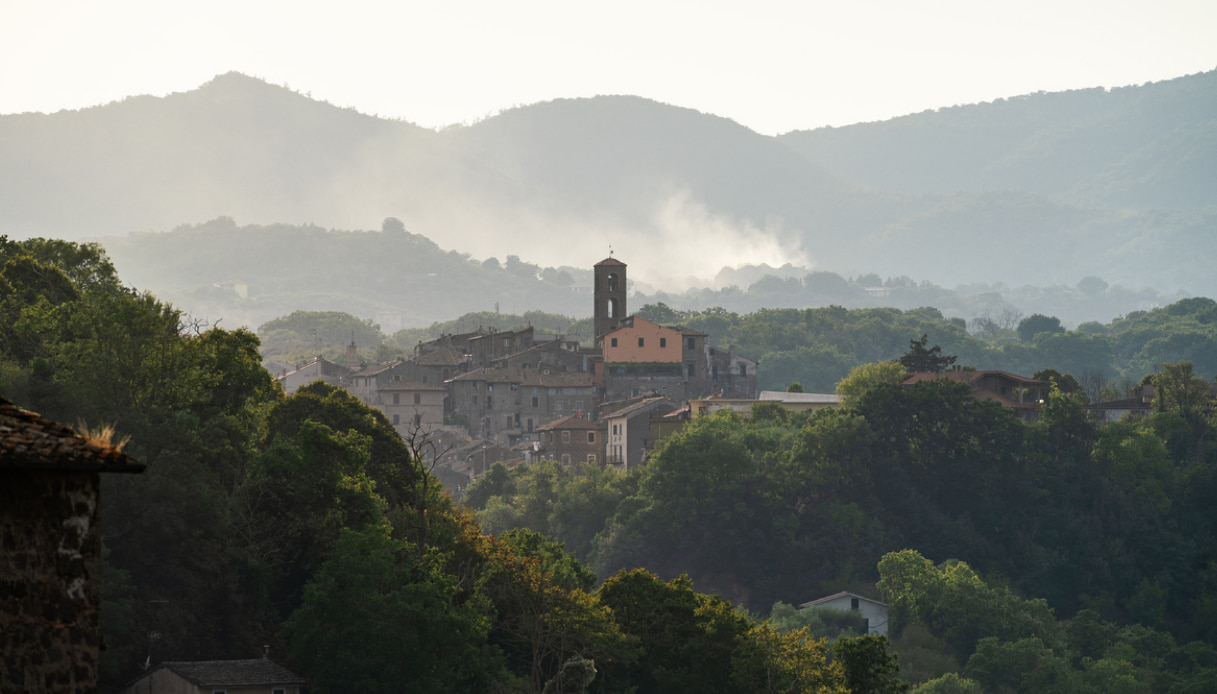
[{"left": 269, "top": 255, "right": 1087, "bottom": 493}]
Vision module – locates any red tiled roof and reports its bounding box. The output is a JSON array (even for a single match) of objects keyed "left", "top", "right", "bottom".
[
  {"left": 0, "top": 397, "right": 143, "bottom": 473},
  {"left": 536, "top": 415, "right": 600, "bottom": 431}
]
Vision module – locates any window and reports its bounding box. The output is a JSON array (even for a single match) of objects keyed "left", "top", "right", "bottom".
[
  {"left": 562, "top": 430, "right": 571, "bottom": 443},
  {"left": 587, "top": 454, "right": 597, "bottom": 463},
  {"left": 487, "top": 384, "right": 494, "bottom": 391},
  {"left": 851, "top": 598, "right": 860, "bottom": 610},
  {"left": 393, "top": 393, "right": 400, "bottom": 405},
  {"left": 472, "top": 395, "right": 479, "bottom": 404},
  {"left": 739, "top": 363, "right": 747, "bottom": 377},
  {"left": 611, "top": 337, "right": 618, "bottom": 347},
  {"left": 527, "top": 418, "right": 534, "bottom": 431},
  {"left": 575, "top": 400, "right": 584, "bottom": 411},
  {"left": 486, "top": 396, "right": 493, "bottom": 408},
  {"left": 414, "top": 414, "right": 422, "bottom": 427},
  {"left": 561, "top": 454, "right": 571, "bottom": 465},
  {"left": 556, "top": 400, "right": 564, "bottom": 411},
  {"left": 413, "top": 393, "right": 421, "bottom": 405},
  {"left": 687, "top": 363, "right": 695, "bottom": 377},
  {"left": 638, "top": 337, "right": 645, "bottom": 347},
  {"left": 660, "top": 337, "right": 666, "bottom": 348},
  {"left": 712, "top": 365, "right": 718, "bottom": 379},
  {"left": 687, "top": 337, "right": 695, "bottom": 350},
  {"left": 587, "top": 432, "right": 596, "bottom": 443},
  {"left": 273, "top": 690, "right": 286, "bottom": 694},
  {"left": 393, "top": 414, "right": 400, "bottom": 425},
  {"left": 532, "top": 396, "right": 539, "bottom": 407},
  {"left": 607, "top": 273, "right": 617, "bottom": 292},
  {"left": 506, "top": 415, "right": 513, "bottom": 427}
]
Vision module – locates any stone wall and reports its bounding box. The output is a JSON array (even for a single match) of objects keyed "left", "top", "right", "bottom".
[{"left": 1, "top": 470, "right": 102, "bottom": 694}]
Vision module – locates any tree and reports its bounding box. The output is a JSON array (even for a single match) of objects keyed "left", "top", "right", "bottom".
[
  {"left": 833, "top": 634, "right": 909, "bottom": 694},
  {"left": 1017, "top": 314, "right": 1065, "bottom": 342},
  {"left": 899, "top": 335, "right": 957, "bottom": 374},
  {"left": 283, "top": 526, "right": 496, "bottom": 694},
  {"left": 596, "top": 569, "right": 752, "bottom": 693},
  {"left": 836, "top": 361, "right": 907, "bottom": 406}
]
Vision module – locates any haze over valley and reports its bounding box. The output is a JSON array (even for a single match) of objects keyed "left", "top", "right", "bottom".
[{"left": 2, "top": 69, "right": 1215, "bottom": 331}]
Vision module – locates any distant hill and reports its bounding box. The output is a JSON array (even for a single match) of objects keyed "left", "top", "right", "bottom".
[
  {"left": 778, "top": 70, "right": 1217, "bottom": 210},
  {"left": 2, "top": 70, "right": 1215, "bottom": 301}
]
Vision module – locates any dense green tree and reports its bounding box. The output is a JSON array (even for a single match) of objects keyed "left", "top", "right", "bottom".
[
  {"left": 1017, "top": 313, "right": 1066, "bottom": 342},
  {"left": 835, "top": 360, "right": 907, "bottom": 405},
  {"left": 833, "top": 634, "right": 909, "bottom": 694},
  {"left": 595, "top": 569, "right": 752, "bottom": 694},
  {"left": 899, "top": 335, "right": 957, "bottom": 373},
  {"left": 283, "top": 525, "right": 497, "bottom": 694}
]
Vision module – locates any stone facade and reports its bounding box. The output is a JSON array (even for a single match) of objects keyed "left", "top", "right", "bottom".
[{"left": 0, "top": 397, "right": 143, "bottom": 694}]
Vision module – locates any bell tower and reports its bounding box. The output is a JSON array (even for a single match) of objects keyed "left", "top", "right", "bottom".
[{"left": 594, "top": 256, "right": 627, "bottom": 342}]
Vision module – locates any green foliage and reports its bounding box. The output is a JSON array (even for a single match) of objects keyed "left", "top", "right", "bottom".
[
  {"left": 899, "top": 334, "right": 957, "bottom": 374},
  {"left": 1017, "top": 313, "right": 1066, "bottom": 342},
  {"left": 877, "top": 550, "right": 1059, "bottom": 659},
  {"left": 833, "top": 634, "right": 909, "bottom": 694},
  {"left": 765, "top": 601, "right": 868, "bottom": 639},
  {"left": 835, "top": 360, "right": 907, "bottom": 406},
  {"left": 909, "top": 673, "right": 982, "bottom": 694},
  {"left": 595, "top": 569, "right": 753, "bottom": 693},
  {"left": 283, "top": 526, "right": 497, "bottom": 694},
  {"left": 257, "top": 310, "right": 383, "bottom": 364}
]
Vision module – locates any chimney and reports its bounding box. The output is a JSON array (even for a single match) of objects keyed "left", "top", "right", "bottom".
[{"left": 263, "top": 644, "right": 270, "bottom": 659}]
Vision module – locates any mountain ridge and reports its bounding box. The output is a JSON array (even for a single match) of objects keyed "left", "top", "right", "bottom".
[{"left": 1, "top": 70, "right": 1213, "bottom": 299}]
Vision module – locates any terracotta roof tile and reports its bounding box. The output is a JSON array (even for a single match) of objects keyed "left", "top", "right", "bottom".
[
  {"left": 536, "top": 415, "right": 600, "bottom": 431},
  {"left": 0, "top": 397, "right": 143, "bottom": 473}
]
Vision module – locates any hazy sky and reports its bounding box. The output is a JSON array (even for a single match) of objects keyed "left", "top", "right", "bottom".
[{"left": 3, "top": 0, "right": 1215, "bottom": 134}]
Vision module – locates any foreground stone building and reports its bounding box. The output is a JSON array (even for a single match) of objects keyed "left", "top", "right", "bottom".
[{"left": 0, "top": 397, "right": 144, "bottom": 693}]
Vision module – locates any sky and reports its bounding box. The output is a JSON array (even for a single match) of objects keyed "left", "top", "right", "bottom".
[{"left": 3, "top": 0, "right": 1216, "bottom": 135}]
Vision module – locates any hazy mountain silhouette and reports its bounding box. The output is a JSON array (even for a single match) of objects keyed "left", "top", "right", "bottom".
[{"left": 1, "top": 70, "right": 1214, "bottom": 301}]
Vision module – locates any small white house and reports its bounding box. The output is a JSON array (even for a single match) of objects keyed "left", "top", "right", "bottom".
[{"left": 798, "top": 591, "right": 889, "bottom": 635}]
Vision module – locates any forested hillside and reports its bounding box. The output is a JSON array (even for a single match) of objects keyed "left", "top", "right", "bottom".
[
  {"left": 468, "top": 363, "right": 1217, "bottom": 691},
  {"left": 6, "top": 236, "right": 1217, "bottom": 692},
  {"left": 778, "top": 70, "right": 1217, "bottom": 209},
  {"left": 4, "top": 70, "right": 1216, "bottom": 297},
  {"left": 102, "top": 218, "right": 1185, "bottom": 331},
  {"left": 2, "top": 239, "right": 914, "bottom": 693}
]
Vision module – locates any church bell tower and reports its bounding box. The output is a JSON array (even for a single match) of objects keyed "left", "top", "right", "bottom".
[{"left": 594, "top": 256, "right": 627, "bottom": 342}]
